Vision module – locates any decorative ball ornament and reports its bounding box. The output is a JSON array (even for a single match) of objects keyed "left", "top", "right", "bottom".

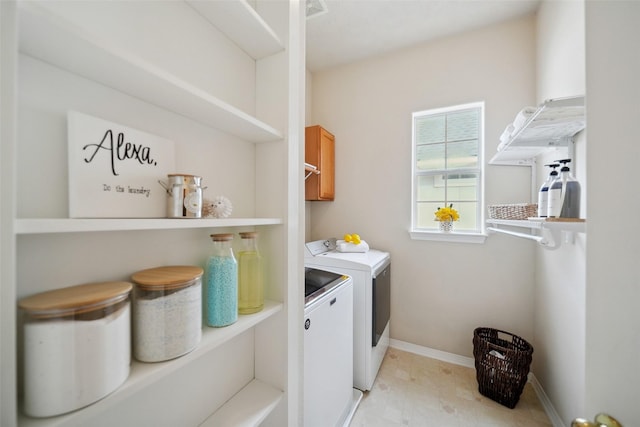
[{"left": 203, "top": 196, "right": 233, "bottom": 218}]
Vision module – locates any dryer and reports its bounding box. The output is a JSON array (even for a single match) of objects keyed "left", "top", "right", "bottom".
[{"left": 305, "top": 239, "right": 391, "bottom": 391}]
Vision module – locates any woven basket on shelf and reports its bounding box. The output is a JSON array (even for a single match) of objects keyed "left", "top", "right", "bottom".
[
  {"left": 487, "top": 203, "right": 537, "bottom": 220},
  {"left": 473, "top": 327, "right": 534, "bottom": 409}
]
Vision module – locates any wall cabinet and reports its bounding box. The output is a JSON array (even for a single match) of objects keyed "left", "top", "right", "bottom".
[
  {"left": 305, "top": 125, "right": 335, "bottom": 201},
  {"left": 0, "top": 1, "right": 303, "bottom": 426}
]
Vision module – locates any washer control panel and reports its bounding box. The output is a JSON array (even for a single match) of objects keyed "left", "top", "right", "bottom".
[{"left": 304, "top": 238, "right": 337, "bottom": 256}]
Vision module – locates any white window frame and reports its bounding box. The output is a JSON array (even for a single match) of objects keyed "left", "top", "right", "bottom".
[{"left": 409, "top": 102, "right": 487, "bottom": 243}]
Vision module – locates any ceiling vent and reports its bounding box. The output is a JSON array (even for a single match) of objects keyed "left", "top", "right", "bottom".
[{"left": 306, "top": 0, "right": 328, "bottom": 19}]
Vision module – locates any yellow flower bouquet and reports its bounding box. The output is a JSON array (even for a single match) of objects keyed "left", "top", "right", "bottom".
[{"left": 434, "top": 204, "right": 459, "bottom": 222}]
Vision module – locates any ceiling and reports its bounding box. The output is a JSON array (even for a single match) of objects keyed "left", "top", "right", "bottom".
[{"left": 305, "top": 0, "right": 541, "bottom": 72}]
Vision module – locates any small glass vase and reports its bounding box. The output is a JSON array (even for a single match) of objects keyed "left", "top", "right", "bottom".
[{"left": 439, "top": 220, "right": 453, "bottom": 232}]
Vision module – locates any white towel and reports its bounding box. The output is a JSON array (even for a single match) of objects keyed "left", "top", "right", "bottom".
[
  {"left": 336, "top": 240, "right": 370, "bottom": 253},
  {"left": 497, "top": 124, "right": 515, "bottom": 151},
  {"left": 512, "top": 107, "right": 537, "bottom": 131}
]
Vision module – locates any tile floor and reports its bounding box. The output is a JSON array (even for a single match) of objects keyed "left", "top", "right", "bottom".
[{"left": 350, "top": 347, "right": 552, "bottom": 427}]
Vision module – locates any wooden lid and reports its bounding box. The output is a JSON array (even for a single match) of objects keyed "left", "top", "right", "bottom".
[
  {"left": 131, "top": 265, "right": 204, "bottom": 290},
  {"left": 210, "top": 233, "right": 234, "bottom": 241},
  {"left": 167, "top": 173, "right": 201, "bottom": 178},
  {"left": 239, "top": 231, "right": 258, "bottom": 238},
  {"left": 18, "top": 281, "right": 132, "bottom": 317}
]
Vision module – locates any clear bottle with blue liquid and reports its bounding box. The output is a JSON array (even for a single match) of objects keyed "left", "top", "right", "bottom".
[{"left": 206, "top": 233, "right": 237, "bottom": 327}]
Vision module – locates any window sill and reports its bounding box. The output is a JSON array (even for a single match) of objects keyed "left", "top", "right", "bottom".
[{"left": 409, "top": 230, "right": 487, "bottom": 244}]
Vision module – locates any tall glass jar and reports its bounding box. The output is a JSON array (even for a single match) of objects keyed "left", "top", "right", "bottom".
[
  {"left": 238, "top": 231, "right": 264, "bottom": 314},
  {"left": 206, "top": 233, "right": 237, "bottom": 327}
]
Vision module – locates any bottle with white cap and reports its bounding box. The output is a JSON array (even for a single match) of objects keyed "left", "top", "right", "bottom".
[
  {"left": 547, "top": 159, "right": 581, "bottom": 218},
  {"left": 537, "top": 163, "right": 559, "bottom": 217}
]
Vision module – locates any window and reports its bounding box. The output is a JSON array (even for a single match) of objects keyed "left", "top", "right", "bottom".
[{"left": 410, "top": 102, "right": 485, "bottom": 242}]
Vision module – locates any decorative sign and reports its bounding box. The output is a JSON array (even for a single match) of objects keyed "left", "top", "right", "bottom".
[{"left": 68, "top": 111, "right": 175, "bottom": 218}]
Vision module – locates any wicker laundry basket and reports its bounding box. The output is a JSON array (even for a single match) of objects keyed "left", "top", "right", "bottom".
[
  {"left": 487, "top": 203, "right": 538, "bottom": 220},
  {"left": 473, "top": 327, "right": 534, "bottom": 409}
]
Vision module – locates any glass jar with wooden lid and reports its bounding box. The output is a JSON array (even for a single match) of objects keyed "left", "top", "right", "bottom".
[
  {"left": 131, "top": 265, "right": 203, "bottom": 362},
  {"left": 18, "top": 281, "right": 132, "bottom": 417}
]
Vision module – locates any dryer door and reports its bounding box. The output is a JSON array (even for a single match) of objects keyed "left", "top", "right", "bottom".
[{"left": 372, "top": 264, "right": 390, "bottom": 347}]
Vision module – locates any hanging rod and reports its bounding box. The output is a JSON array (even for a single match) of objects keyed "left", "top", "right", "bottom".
[
  {"left": 487, "top": 227, "right": 544, "bottom": 243},
  {"left": 304, "top": 163, "right": 320, "bottom": 180},
  {"left": 487, "top": 226, "right": 560, "bottom": 250}
]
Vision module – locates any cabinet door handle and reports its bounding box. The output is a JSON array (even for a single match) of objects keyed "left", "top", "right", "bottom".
[{"left": 330, "top": 297, "right": 337, "bottom": 306}]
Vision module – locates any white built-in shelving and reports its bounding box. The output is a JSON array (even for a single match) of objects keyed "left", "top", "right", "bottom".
[
  {"left": 18, "top": 301, "right": 283, "bottom": 427},
  {"left": 15, "top": 218, "right": 283, "bottom": 235},
  {"left": 2, "top": 1, "right": 300, "bottom": 426},
  {"left": 490, "top": 96, "right": 585, "bottom": 165},
  {"left": 18, "top": 1, "right": 283, "bottom": 143},
  {"left": 199, "top": 378, "right": 284, "bottom": 427},
  {"left": 186, "top": 0, "right": 284, "bottom": 60}
]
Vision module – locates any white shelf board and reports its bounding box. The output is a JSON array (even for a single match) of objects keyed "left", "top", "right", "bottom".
[
  {"left": 15, "top": 218, "right": 283, "bottom": 234},
  {"left": 18, "top": 2, "right": 283, "bottom": 143},
  {"left": 199, "top": 379, "right": 283, "bottom": 427},
  {"left": 491, "top": 96, "right": 585, "bottom": 165},
  {"left": 18, "top": 301, "right": 283, "bottom": 427},
  {"left": 487, "top": 218, "right": 586, "bottom": 233},
  {"left": 186, "top": 0, "right": 283, "bottom": 59},
  {"left": 489, "top": 148, "right": 545, "bottom": 166}
]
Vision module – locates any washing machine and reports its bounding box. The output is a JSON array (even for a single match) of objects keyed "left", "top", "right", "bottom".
[
  {"left": 305, "top": 238, "right": 391, "bottom": 391},
  {"left": 304, "top": 268, "right": 355, "bottom": 427}
]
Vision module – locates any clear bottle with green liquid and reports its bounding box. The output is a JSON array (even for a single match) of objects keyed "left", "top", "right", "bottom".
[{"left": 237, "top": 232, "right": 264, "bottom": 314}]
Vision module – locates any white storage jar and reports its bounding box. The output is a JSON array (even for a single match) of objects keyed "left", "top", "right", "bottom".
[
  {"left": 18, "top": 281, "right": 132, "bottom": 418},
  {"left": 131, "top": 265, "right": 203, "bottom": 362}
]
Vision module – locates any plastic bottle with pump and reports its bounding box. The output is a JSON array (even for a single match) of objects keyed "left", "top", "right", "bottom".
[
  {"left": 537, "top": 163, "right": 559, "bottom": 217},
  {"left": 547, "top": 159, "right": 581, "bottom": 218}
]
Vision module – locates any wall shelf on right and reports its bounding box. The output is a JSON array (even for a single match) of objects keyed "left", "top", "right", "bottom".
[
  {"left": 490, "top": 95, "right": 585, "bottom": 166},
  {"left": 304, "top": 162, "right": 320, "bottom": 180},
  {"left": 487, "top": 218, "right": 586, "bottom": 250}
]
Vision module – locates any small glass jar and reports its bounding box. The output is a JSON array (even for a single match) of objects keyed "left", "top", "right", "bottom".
[
  {"left": 206, "top": 233, "right": 238, "bottom": 327},
  {"left": 238, "top": 231, "right": 264, "bottom": 314},
  {"left": 18, "top": 281, "right": 132, "bottom": 417},
  {"left": 131, "top": 265, "right": 203, "bottom": 362}
]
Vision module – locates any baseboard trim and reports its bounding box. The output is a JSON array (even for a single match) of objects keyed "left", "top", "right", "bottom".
[
  {"left": 389, "top": 338, "right": 475, "bottom": 368},
  {"left": 389, "top": 339, "right": 563, "bottom": 427},
  {"left": 528, "top": 373, "right": 564, "bottom": 427}
]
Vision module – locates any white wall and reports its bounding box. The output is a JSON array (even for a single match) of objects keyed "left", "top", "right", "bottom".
[
  {"left": 309, "top": 16, "right": 538, "bottom": 357},
  {"left": 585, "top": 1, "right": 640, "bottom": 424},
  {"left": 534, "top": 1, "right": 587, "bottom": 424}
]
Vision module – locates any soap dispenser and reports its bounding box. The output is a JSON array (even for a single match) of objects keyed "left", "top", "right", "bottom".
[
  {"left": 547, "top": 159, "right": 581, "bottom": 218},
  {"left": 537, "top": 163, "right": 559, "bottom": 217}
]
